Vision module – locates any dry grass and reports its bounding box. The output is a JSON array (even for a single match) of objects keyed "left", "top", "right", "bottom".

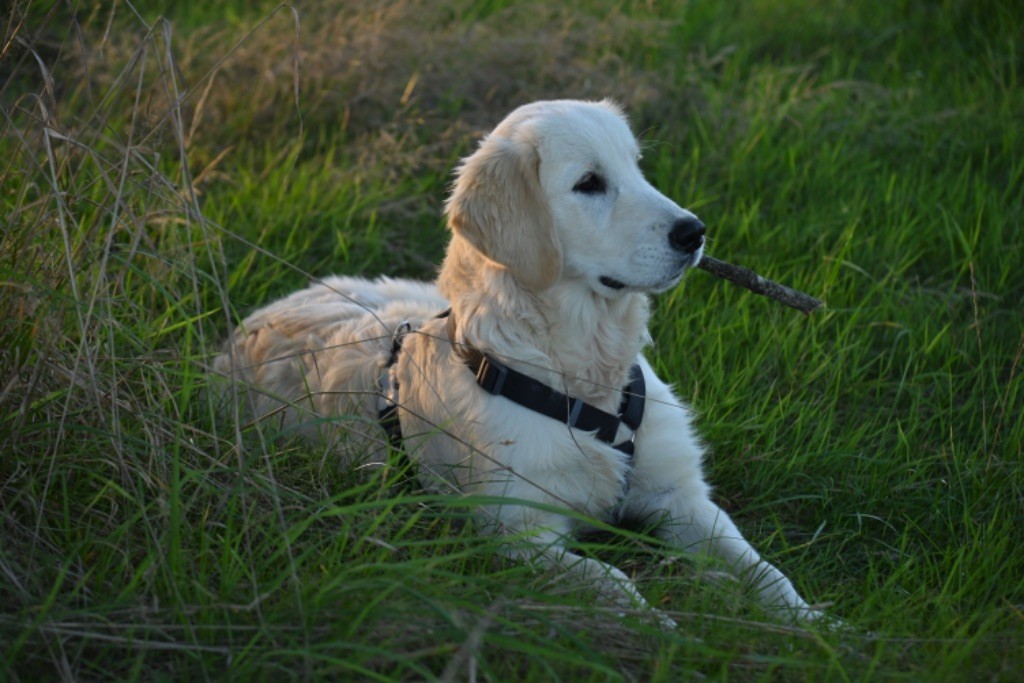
[{"left": 23, "top": 1, "right": 673, "bottom": 170}]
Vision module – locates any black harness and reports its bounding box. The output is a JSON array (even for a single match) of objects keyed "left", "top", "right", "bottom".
[{"left": 378, "top": 309, "right": 646, "bottom": 457}]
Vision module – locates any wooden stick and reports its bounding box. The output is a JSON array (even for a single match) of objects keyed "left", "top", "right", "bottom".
[{"left": 697, "top": 255, "right": 824, "bottom": 315}]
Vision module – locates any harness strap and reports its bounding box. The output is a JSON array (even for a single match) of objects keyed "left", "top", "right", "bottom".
[
  {"left": 615, "top": 363, "right": 646, "bottom": 456},
  {"left": 446, "top": 311, "right": 645, "bottom": 456},
  {"left": 378, "top": 309, "right": 647, "bottom": 458},
  {"left": 378, "top": 321, "right": 411, "bottom": 448}
]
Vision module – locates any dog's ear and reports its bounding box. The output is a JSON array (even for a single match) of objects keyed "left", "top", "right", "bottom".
[{"left": 445, "top": 133, "right": 562, "bottom": 291}]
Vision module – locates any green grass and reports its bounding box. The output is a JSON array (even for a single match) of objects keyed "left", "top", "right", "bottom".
[{"left": 2, "top": 0, "right": 1022, "bottom": 679}]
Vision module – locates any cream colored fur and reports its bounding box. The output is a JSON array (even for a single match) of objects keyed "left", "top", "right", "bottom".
[{"left": 215, "top": 99, "right": 823, "bottom": 627}]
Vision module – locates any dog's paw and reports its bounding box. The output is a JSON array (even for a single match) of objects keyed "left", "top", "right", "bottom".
[
  {"left": 650, "top": 608, "right": 679, "bottom": 631},
  {"left": 611, "top": 605, "right": 678, "bottom": 631},
  {"left": 795, "top": 607, "right": 854, "bottom": 633}
]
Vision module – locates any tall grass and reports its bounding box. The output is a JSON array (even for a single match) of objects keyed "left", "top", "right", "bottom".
[{"left": 2, "top": 0, "right": 1021, "bottom": 680}]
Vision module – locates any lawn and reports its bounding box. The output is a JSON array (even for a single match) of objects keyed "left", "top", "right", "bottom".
[{"left": 2, "top": 0, "right": 1021, "bottom": 680}]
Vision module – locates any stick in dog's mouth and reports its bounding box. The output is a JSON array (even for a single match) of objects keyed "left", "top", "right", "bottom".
[{"left": 696, "top": 255, "right": 824, "bottom": 315}]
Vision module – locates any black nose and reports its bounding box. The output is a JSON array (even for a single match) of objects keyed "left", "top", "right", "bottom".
[{"left": 669, "top": 216, "right": 706, "bottom": 254}]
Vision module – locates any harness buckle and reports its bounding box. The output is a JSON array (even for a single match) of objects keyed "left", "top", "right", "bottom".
[{"left": 476, "top": 356, "right": 509, "bottom": 395}]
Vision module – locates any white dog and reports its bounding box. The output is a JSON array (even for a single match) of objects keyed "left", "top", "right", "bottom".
[{"left": 216, "top": 99, "right": 823, "bottom": 627}]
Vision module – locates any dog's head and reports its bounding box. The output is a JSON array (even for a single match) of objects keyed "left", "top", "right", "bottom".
[{"left": 445, "top": 99, "right": 704, "bottom": 294}]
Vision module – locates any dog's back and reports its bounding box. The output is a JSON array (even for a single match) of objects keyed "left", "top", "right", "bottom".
[{"left": 213, "top": 276, "right": 447, "bottom": 449}]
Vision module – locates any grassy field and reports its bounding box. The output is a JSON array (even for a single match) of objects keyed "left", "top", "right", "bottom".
[{"left": 2, "top": 0, "right": 1022, "bottom": 679}]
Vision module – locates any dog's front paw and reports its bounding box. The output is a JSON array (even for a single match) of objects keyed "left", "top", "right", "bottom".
[
  {"left": 793, "top": 606, "right": 853, "bottom": 633},
  {"left": 650, "top": 608, "right": 679, "bottom": 631}
]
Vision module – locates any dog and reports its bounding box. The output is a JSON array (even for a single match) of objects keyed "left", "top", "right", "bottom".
[{"left": 215, "top": 99, "right": 824, "bottom": 628}]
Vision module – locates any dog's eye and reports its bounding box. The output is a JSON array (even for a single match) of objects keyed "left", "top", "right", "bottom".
[{"left": 572, "top": 172, "right": 606, "bottom": 195}]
